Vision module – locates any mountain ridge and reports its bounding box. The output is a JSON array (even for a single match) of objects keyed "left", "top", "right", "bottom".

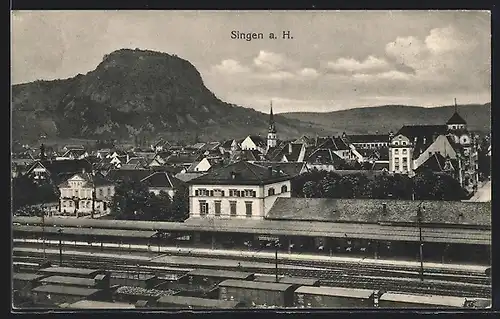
[{"left": 11, "top": 48, "right": 491, "bottom": 144}]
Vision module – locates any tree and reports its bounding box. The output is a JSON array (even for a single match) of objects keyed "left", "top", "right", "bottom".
[
  {"left": 110, "top": 178, "right": 152, "bottom": 220},
  {"left": 302, "top": 181, "right": 318, "bottom": 198},
  {"left": 171, "top": 183, "right": 189, "bottom": 222}
]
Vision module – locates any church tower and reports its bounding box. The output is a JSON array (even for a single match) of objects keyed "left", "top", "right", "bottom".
[{"left": 267, "top": 101, "right": 277, "bottom": 148}]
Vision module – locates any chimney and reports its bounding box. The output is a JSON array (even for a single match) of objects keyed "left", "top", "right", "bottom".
[
  {"left": 288, "top": 143, "right": 293, "bottom": 154},
  {"left": 230, "top": 171, "right": 236, "bottom": 180},
  {"left": 268, "top": 166, "right": 273, "bottom": 177},
  {"left": 423, "top": 137, "right": 426, "bottom": 145},
  {"left": 389, "top": 131, "right": 394, "bottom": 139},
  {"left": 414, "top": 137, "right": 417, "bottom": 144},
  {"left": 382, "top": 203, "right": 387, "bottom": 215},
  {"left": 276, "top": 165, "right": 281, "bottom": 175},
  {"left": 82, "top": 168, "right": 86, "bottom": 175}
]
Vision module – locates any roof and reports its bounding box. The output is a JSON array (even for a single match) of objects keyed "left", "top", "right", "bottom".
[
  {"left": 58, "top": 172, "right": 114, "bottom": 188},
  {"left": 278, "top": 276, "right": 320, "bottom": 286},
  {"left": 40, "top": 276, "right": 97, "bottom": 287},
  {"left": 447, "top": 112, "right": 467, "bottom": 125},
  {"left": 380, "top": 292, "right": 467, "bottom": 307},
  {"left": 141, "top": 172, "right": 183, "bottom": 189},
  {"left": 13, "top": 216, "right": 491, "bottom": 245},
  {"left": 255, "top": 276, "right": 319, "bottom": 286},
  {"left": 306, "top": 149, "right": 345, "bottom": 166},
  {"left": 266, "top": 198, "right": 491, "bottom": 227},
  {"left": 175, "top": 172, "right": 207, "bottom": 182},
  {"left": 396, "top": 125, "right": 448, "bottom": 140},
  {"left": 13, "top": 273, "right": 46, "bottom": 281},
  {"left": 416, "top": 153, "right": 456, "bottom": 173},
  {"left": 247, "top": 135, "right": 267, "bottom": 148},
  {"left": 157, "top": 295, "right": 242, "bottom": 308},
  {"left": 316, "top": 136, "right": 350, "bottom": 151},
  {"left": 64, "top": 144, "right": 85, "bottom": 150},
  {"left": 38, "top": 267, "right": 103, "bottom": 276},
  {"left": 14, "top": 225, "right": 158, "bottom": 239},
  {"left": 32, "top": 284, "right": 101, "bottom": 297},
  {"left": 187, "top": 161, "right": 292, "bottom": 185},
  {"left": 253, "top": 162, "right": 308, "bottom": 178},
  {"left": 219, "top": 279, "right": 294, "bottom": 291},
  {"left": 26, "top": 159, "right": 93, "bottom": 184},
  {"left": 65, "top": 300, "right": 135, "bottom": 309},
  {"left": 106, "top": 169, "right": 154, "bottom": 182},
  {"left": 240, "top": 149, "right": 263, "bottom": 162},
  {"left": 346, "top": 134, "right": 390, "bottom": 143},
  {"left": 295, "top": 286, "right": 374, "bottom": 299},
  {"left": 186, "top": 269, "right": 254, "bottom": 279},
  {"left": 371, "top": 162, "right": 390, "bottom": 171}
]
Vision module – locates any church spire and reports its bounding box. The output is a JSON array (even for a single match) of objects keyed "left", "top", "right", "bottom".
[{"left": 269, "top": 100, "right": 274, "bottom": 125}]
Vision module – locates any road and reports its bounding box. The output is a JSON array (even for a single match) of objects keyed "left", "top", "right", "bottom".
[{"left": 467, "top": 181, "right": 491, "bottom": 202}]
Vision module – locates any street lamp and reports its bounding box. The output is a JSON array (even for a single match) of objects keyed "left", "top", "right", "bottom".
[
  {"left": 91, "top": 170, "right": 96, "bottom": 219},
  {"left": 57, "top": 228, "right": 63, "bottom": 266},
  {"left": 416, "top": 202, "right": 425, "bottom": 282},
  {"left": 274, "top": 239, "right": 280, "bottom": 283}
]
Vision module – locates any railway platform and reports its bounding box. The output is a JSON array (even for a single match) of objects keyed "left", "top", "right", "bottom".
[{"left": 13, "top": 239, "right": 488, "bottom": 274}]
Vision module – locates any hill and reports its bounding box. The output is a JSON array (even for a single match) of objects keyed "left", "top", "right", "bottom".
[
  {"left": 281, "top": 103, "right": 491, "bottom": 135},
  {"left": 11, "top": 49, "right": 334, "bottom": 144}
]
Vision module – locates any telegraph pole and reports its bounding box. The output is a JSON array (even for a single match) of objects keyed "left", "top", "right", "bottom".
[
  {"left": 58, "top": 228, "right": 63, "bottom": 266},
  {"left": 417, "top": 204, "right": 424, "bottom": 282},
  {"left": 92, "top": 170, "right": 96, "bottom": 219},
  {"left": 41, "top": 211, "right": 46, "bottom": 259},
  {"left": 275, "top": 239, "right": 279, "bottom": 283}
]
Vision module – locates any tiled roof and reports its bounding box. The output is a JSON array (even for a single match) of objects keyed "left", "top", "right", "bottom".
[
  {"left": 253, "top": 162, "right": 308, "bottom": 177},
  {"left": 240, "top": 149, "right": 262, "bottom": 161},
  {"left": 175, "top": 172, "right": 207, "bottom": 182},
  {"left": 416, "top": 153, "right": 457, "bottom": 173},
  {"left": 346, "top": 134, "right": 390, "bottom": 143},
  {"left": 266, "top": 198, "right": 491, "bottom": 227},
  {"left": 58, "top": 172, "right": 113, "bottom": 188},
  {"left": 248, "top": 135, "right": 267, "bottom": 148},
  {"left": 141, "top": 171, "right": 183, "bottom": 188},
  {"left": 371, "top": 162, "right": 389, "bottom": 171},
  {"left": 32, "top": 284, "right": 101, "bottom": 297},
  {"left": 26, "top": 159, "right": 93, "bottom": 184},
  {"left": 106, "top": 169, "right": 154, "bottom": 182},
  {"left": 397, "top": 125, "right": 448, "bottom": 140},
  {"left": 447, "top": 112, "right": 467, "bottom": 125},
  {"left": 187, "top": 160, "right": 291, "bottom": 185},
  {"left": 306, "top": 149, "right": 345, "bottom": 167},
  {"left": 63, "top": 144, "right": 85, "bottom": 150}
]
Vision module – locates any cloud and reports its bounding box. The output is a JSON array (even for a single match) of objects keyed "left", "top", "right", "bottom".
[
  {"left": 327, "top": 55, "right": 391, "bottom": 74},
  {"left": 425, "top": 25, "right": 474, "bottom": 54},
  {"left": 212, "top": 59, "right": 250, "bottom": 74},
  {"left": 253, "top": 50, "right": 296, "bottom": 71},
  {"left": 298, "top": 67, "right": 319, "bottom": 78}
]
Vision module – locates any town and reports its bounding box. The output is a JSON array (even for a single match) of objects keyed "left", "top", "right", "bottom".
[{"left": 12, "top": 101, "right": 492, "bottom": 309}]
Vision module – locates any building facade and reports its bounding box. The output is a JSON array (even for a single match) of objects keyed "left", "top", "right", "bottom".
[
  {"left": 59, "top": 172, "right": 115, "bottom": 217},
  {"left": 187, "top": 161, "right": 291, "bottom": 220}
]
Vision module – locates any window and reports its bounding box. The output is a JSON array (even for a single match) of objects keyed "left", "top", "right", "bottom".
[
  {"left": 403, "top": 164, "right": 408, "bottom": 171},
  {"left": 199, "top": 201, "right": 208, "bottom": 216},
  {"left": 245, "top": 201, "right": 253, "bottom": 218},
  {"left": 403, "top": 157, "right": 408, "bottom": 163},
  {"left": 99, "top": 189, "right": 103, "bottom": 196},
  {"left": 229, "top": 189, "right": 236, "bottom": 197},
  {"left": 214, "top": 189, "right": 224, "bottom": 197},
  {"left": 214, "top": 201, "right": 221, "bottom": 217},
  {"left": 210, "top": 190, "right": 214, "bottom": 197},
  {"left": 395, "top": 165, "right": 400, "bottom": 171},
  {"left": 197, "top": 189, "right": 209, "bottom": 196},
  {"left": 402, "top": 141, "right": 407, "bottom": 146},
  {"left": 395, "top": 157, "right": 400, "bottom": 163},
  {"left": 268, "top": 188, "right": 275, "bottom": 196},
  {"left": 395, "top": 149, "right": 399, "bottom": 155},
  {"left": 394, "top": 141, "right": 399, "bottom": 146},
  {"left": 244, "top": 189, "right": 254, "bottom": 197},
  {"left": 69, "top": 201, "right": 73, "bottom": 207},
  {"left": 402, "top": 149, "right": 407, "bottom": 155},
  {"left": 281, "top": 185, "right": 288, "bottom": 193},
  {"left": 230, "top": 201, "right": 237, "bottom": 217}
]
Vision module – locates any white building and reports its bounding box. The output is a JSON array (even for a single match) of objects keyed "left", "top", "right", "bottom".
[
  {"left": 186, "top": 161, "right": 292, "bottom": 220},
  {"left": 58, "top": 171, "right": 115, "bottom": 217}
]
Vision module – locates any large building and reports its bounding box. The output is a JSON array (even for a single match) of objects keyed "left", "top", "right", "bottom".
[
  {"left": 388, "top": 105, "right": 479, "bottom": 188},
  {"left": 186, "top": 161, "right": 292, "bottom": 220},
  {"left": 58, "top": 170, "right": 115, "bottom": 217}
]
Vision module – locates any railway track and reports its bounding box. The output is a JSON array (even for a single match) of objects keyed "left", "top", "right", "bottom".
[
  {"left": 14, "top": 241, "right": 490, "bottom": 286},
  {"left": 13, "top": 250, "right": 491, "bottom": 299}
]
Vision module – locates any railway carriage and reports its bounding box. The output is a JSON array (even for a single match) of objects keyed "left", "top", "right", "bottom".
[
  {"left": 378, "top": 292, "right": 471, "bottom": 308},
  {"left": 218, "top": 279, "right": 296, "bottom": 308}
]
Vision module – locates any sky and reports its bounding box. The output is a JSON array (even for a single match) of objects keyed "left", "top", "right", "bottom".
[{"left": 11, "top": 10, "right": 491, "bottom": 113}]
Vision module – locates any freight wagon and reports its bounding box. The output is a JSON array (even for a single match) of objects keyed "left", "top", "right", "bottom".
[
  {"left": 294, "top": 286, "right": 377, "bottom": 308},
  {"left": 156, "top": 295, "right": 245, "bottom": 309},
  {"left": 378, "top": 292, "right": 475, "bottom": 309},
  {"left": 31, "top": 284, "right": 109, "bottom": 307},
  {"left": 218, "top": 279, "right": 296, "bottom": 308},
  {"left": 60, "top": 300, "right": 136, "bottom": 309},
  {"left": 254, "top": 275, "right": 320, "bottom": 287},
  {"left": 38, "top": 267, "right": 107, "bottom": 279},
  {"left": 13, "top": 273, "right": 46, "bottom": 300}
]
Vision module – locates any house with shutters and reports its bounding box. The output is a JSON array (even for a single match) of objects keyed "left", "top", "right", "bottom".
[
  {"left": 186, "top": 161, "right": 292, "bottom": 220},
  {"left": 58, "top": 171, "right": 115, "bottom": 217}
]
